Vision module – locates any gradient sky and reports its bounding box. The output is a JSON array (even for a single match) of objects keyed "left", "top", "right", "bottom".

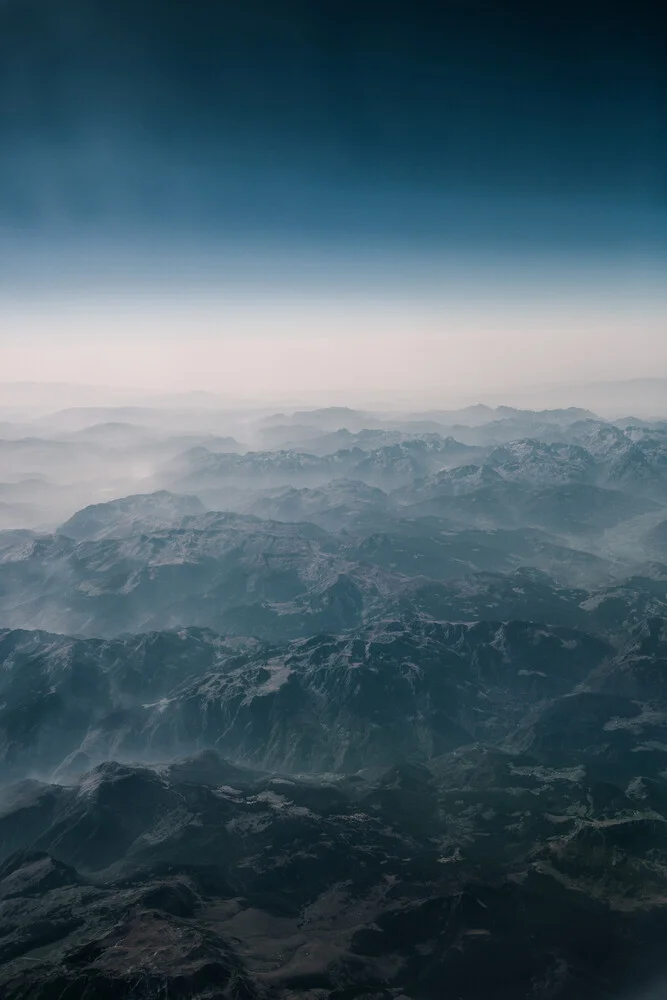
[{"left": 1, "top": 0, "right": 665, "bottom": 400}]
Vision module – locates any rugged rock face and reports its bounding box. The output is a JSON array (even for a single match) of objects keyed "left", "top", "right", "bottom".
[
  {"left": 1, "top": 616, "right": 667, "bottom": 996},
  {"left": 57, "top": 490, "right": 207, "bottom": 541},
  {"left": 2, "top": 747, "right": 667, "bottom": 1000},
  {"left": 0, "top": 618, "right": 614, "bottom": 782},
  {"left": 2, "top": 510, "right": 667, "bottom": 640}
]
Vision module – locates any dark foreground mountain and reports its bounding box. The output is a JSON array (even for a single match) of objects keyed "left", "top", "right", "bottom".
[
  {"left": 1, "top": 618, "right": 667, "bottom": 996},
  {"left": 2, "top": 745, "right": 667, "bottom": 1000}
]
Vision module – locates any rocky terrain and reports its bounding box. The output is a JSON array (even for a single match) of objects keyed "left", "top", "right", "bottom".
[{"left": 1, "top": 403, "right": 667, "bottom": 997}]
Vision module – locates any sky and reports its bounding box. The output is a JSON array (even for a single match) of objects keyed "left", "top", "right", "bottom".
[{"left": 0, "top": 0, "right": 665, "bottom": 402}]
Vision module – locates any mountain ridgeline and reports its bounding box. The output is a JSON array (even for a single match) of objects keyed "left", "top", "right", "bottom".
[{"left": 1, "top": 401, "right": 667, "bottom": 998}]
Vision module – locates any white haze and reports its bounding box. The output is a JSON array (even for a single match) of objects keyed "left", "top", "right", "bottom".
[{"left": 1, "top": 289, "right": 665, "bottom": 411}]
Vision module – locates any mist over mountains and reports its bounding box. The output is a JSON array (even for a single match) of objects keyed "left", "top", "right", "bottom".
[
  {"left": 1, "top": 390, "right": 667, "bottom": 997},
  {"left": 2, "top": 0, "right": 665, "bottom": 990}
]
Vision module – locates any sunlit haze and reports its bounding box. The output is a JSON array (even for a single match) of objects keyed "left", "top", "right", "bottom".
[{"left": 2, "top": 243, "right": 666, "bottom": 406}]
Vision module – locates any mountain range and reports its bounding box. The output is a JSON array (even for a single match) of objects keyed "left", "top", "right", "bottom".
[{"left": 2, "top": 401, "right": 667, "bottom": 997}]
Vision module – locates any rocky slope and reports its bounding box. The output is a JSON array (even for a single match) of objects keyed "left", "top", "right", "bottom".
[
  {"left": 2, "top": 742, "right": 667, "bottom": 999},
  {"left": 0, "top": 617, "right": 613, "bottom": 782}
]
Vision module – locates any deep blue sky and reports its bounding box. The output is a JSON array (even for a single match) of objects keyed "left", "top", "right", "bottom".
[
  {"left": 0, "top": 0, "right": 664, "bottom": 253},
  {"left": 1, "top": 1, "right": 665, "bottom": 398}
]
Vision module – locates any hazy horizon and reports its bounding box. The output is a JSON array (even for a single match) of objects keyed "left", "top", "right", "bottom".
[
  {"left": 2, "top": 251, "right": 665, "bottom": 403},
  {"left": 3, "top": 373, "right": 667, "bottom": 421}
]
